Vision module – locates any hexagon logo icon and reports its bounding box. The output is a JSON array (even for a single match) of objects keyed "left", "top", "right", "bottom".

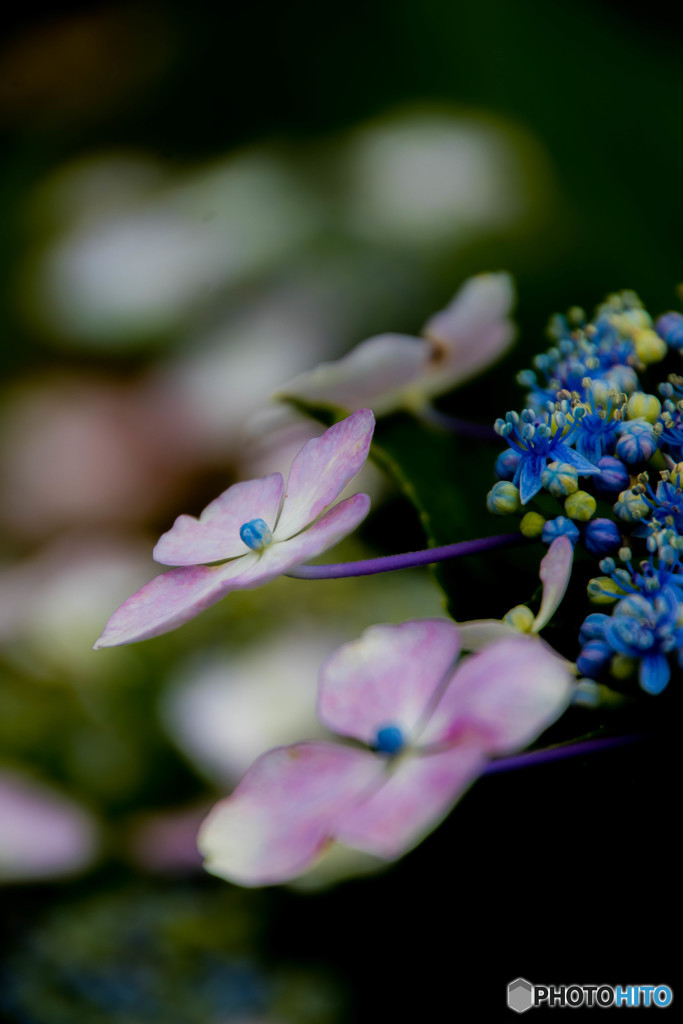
[{"left": 508, "top": 978, "right": 534, "bottom": 1013}]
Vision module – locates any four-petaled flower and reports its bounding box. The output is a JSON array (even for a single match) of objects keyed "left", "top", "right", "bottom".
[
  {"left": 93, "top": 410, "right": 375, "bottom": 648},
  {"left": 198, "top": 620, "right": 573, "bottom": 886},
  {"left": 278, "top": 273, "right": 516, "bottom": 416}
]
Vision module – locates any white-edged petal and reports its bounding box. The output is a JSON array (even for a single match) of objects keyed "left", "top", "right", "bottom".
[
  {"left": 420, "top": 272, "right": 516, "bottom": 394},
  {"left": 533, "top": 535, "right": 574, "bottom": 632},
  {"left": 274, "top": 409, "right": 374, "bottom": 539},
  {"left": 198, "top": 741, "right": 382, "bottom": 887},
  {"left": 278, "top": 334, "right": 430, "bottom": 415}
]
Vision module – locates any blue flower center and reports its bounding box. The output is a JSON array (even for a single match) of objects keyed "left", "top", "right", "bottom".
[
  {"left": 239, "top": 519, "right": 273, "bottom": 551},
  {"left": 374, "top": 724, "right": 404, "bottom": 755}
]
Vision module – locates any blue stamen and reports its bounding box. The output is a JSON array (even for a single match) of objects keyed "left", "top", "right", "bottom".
[
  {"left": 239, "top": 518, "right": 273, "bottom": 551},
  {"left": 375, "top": 725, "right": 405, "bottom": 755}
]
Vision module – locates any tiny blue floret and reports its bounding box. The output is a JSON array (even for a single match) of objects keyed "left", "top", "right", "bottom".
[
  {"left": 593, "top": 455, "right": 631, "bottom": 495},
  {"left": 374, "top": 724, "right": 405, "bottom": 755},
  {"left": 239, "top": 518, "right": 273, "bottom": 551},
  {"left": 656, "top": 312, "right": 683, "bottom": 351},
  {"left": 584, "top": 518, "right": 622, "bottom": 556}
]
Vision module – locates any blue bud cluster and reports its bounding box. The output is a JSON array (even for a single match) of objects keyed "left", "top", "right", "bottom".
[{"left": 488, "top": 288, "right": 683, "bottom": 695}]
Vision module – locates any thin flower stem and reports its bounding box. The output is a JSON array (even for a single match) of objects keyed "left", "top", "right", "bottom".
[
  {"left": 286, "top": 532, "right": 524, "bottom": 580},
  {"left": 419, "top": 406, "right": 498, "bottom": 441},
  {"left": 485, "top": 733, "right": 641, "bottom": 775}
]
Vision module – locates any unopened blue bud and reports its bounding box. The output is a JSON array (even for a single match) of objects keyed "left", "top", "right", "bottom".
[
  {"left": 542, "top": 516, "right": 580, "bottom": 546},
  {"left": 239, "top": 518, "right": 273, "bottom": 551},
  {"left": 576, "top": 640, "right": 613, "bottom": 678},
  {"left": 593, "top": 456, "right": 631, "bottom": 496},
  {"left": 615, "top": 422, "right": 657, "bottom": 464},
  {"left": 579, "top": 613, "right": 610, "bottom": 644},
  {"left": 517, "top": 369, "right": 536, "bottom": 388},
  {"left": 486, "top": 481, "right": 521, "bottom": 515},
  {"left": 495, "top": 448, "right": 521, "bottom": 480},
  {"left": 656, "top": 311, "right": 683, "bottom": 350},
  {"left": 584, "top": 518, "right": 622, "bottom": 556},
  {"left": 375, "top": 724, "right": 404, "bottom": 755}
]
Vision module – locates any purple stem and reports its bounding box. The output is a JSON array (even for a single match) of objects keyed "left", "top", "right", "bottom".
[
  {"left": 286, "top": 532, "right": 523, "bottom": 580},
  {"left": 485, "top": 734, "right": 641, "bottom": 775}
]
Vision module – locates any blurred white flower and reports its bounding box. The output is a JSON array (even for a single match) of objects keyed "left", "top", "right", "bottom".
[
  {"left": 0, "top": 535, "right": 152, "bottom": 676},
  {"left": 342, "top": 108, "right": 537, "bottom": 245},
  {"left": 23, "top": 148, "right": 322, "bottom": 348}
]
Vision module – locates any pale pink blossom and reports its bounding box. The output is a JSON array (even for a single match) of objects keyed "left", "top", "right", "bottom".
[
  {"left": 94, "top": 409, "right": 374, "bottom": 648},
  {"left": 278, "top": 273, "right": 516, "bottom": 416},
  {"left": 198, "top": 620, "right": 573, "bottom": 886},
  {"left": 0, "top": 771, "right": 99, "bottom": 882}
]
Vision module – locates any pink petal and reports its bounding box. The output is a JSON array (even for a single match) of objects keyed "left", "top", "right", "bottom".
[
  {"left": 153, "top": 473, "right": 284, "bottom": 566},
  {"left": 0, "top": 771, "right": 99, "bottom": 881},
  {"left": 278, "top": 334, "right": 430, "bottom": 415},
  {"left": 334, "top": 741, "right": 487, "bottom": 859},
  {"left": 274, "top": 409, "right": 374, "bottom": 539},
  {"left": 317, "top": 619, "right": 460, "bottom": 746},
  {"left": 93, "top": 554, "right": 259, "bottom": 647},
  {"left": 421, "top": 636, "right": 573, "bottom": 753},
  {"left": 532, "top": 535, "right": 573, "bottom": 632},
  {"left": 198, "top": 741, "right": 382, "bottom": 886},
  {"left": 94, "top": 494, "right": 370, "bottom": 648},
  {"left": 421, "top": 273, "right": 516, "bottom": 394}
]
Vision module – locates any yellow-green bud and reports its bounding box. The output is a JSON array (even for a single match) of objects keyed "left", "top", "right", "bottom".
[
  {"left": 486, "top": 480, "right": 521, "bottom": 515},
  {"left": 626, "top": 392, "right": 661, "bottom": 423},
  {"left": 587, "top": 576, "right": 627, "bottom": 604},
  {"left": 541, "top": 461, "right": 579, "bottom": 497},
  {"left": 610, "top": 654, "right": 636, "bottom": 679},
  {"left": 633, "top": 328, "right": 667, "bottom": 365},
  {"left": 564, "top": 490, "right": 597, "bottom": 521},
  {"left": 503, "top": 604, "right": 535, "bottom": 632},
  {"left": 520, "top": 511, "right": 545, "bottom": 538},
  {"left": 614, "top": 488, "right": 650, "bottom": 522},
  {"left": 611, "top": 309, "right": 651, "bottom": 334}
]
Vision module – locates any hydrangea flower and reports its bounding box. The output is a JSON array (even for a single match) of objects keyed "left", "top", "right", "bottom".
[
  {"left": 579, "top": 587, "right": 683, "bottom": 694},
  {"left": 495, "top": 407, "right": 601, "bottom": 505},
  {"left": 198, "top": 620, "right": 573, "bottom": 886},
  {"left": 94, "top": 410, "right": 374, "bottom": 648},
  {"left": 277, "top": 273, "right": 516, "bottom": 416}
]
